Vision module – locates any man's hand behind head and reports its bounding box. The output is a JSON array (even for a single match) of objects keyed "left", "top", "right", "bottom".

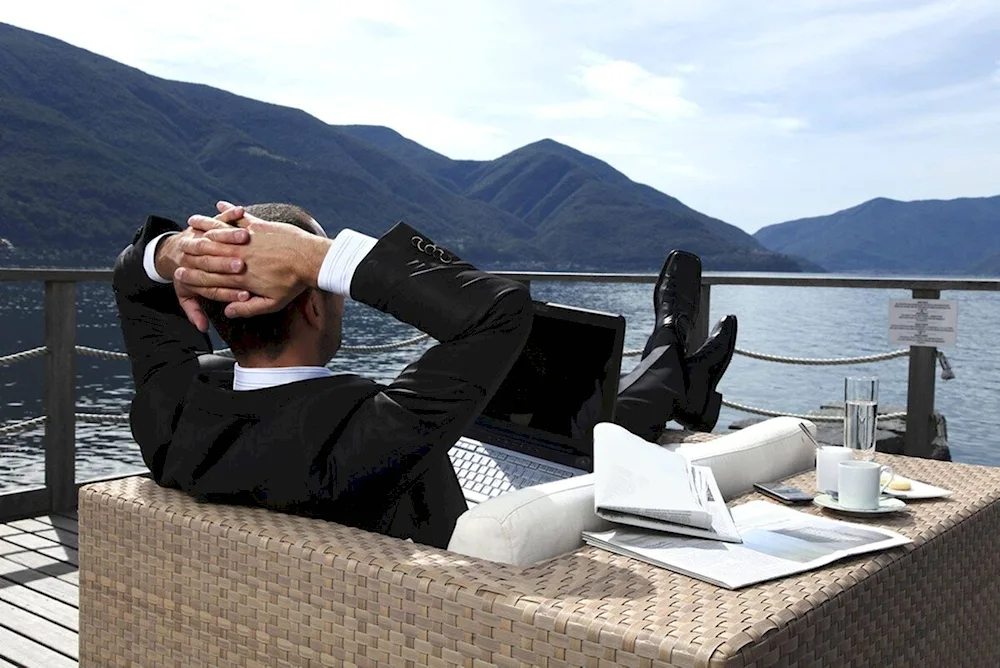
[
  {"left": 160, "top": 202, "right": 249, "bottom": 332},
  {"left": 177, "top": 211, "right": 332, "bottom": 320}
]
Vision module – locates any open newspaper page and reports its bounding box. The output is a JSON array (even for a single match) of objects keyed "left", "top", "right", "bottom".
[
  {"left": 596, "top": 464, "right": 742, "bottom": 543},
  {"left": 594, "top": 423, "right": 743, "bottom": 540},
  {"left": 583, "top": 500, "right": 912, "bottom": 589}
]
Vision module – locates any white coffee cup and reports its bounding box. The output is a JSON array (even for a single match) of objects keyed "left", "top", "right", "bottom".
[
  {"left": 838, "top": 461, "right": 894, "bottom": 510},
  {"left": 816, "top": 446, "right": 854, "bottom": 493}
]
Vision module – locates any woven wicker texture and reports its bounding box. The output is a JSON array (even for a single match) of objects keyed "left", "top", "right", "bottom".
[
  {"left": 79, "top": 453, "right": 1000, "bottom": 667},
  {"left": 657, "top": 429, "right": 721, "bottom": 445}
]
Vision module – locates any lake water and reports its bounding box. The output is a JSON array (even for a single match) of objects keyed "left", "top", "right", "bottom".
[{"left": 1, "top": 278, "right": 998, "bottom": 491}]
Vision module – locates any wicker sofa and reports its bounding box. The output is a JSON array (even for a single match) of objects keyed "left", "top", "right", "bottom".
[{"left": 78, "top": 420, "right": 1000, "bottom": 667}]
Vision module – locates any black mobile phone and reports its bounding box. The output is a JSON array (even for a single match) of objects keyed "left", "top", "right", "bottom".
[{"left": 753, "top": 482, "right": 814, "bottom": 505}]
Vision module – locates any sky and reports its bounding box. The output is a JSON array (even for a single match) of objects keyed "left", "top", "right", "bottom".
[{"left": 5, "top": 0, "right": 1000, "bottom": 232}]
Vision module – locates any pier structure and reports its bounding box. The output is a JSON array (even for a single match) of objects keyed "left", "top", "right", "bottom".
[{"left": 1, "top": 267, "right": 998, "bottom": 525}]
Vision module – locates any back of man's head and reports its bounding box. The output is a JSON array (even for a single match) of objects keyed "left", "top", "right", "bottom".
[{"left": 199, "top": 202, "right": 326, "bottom": 359}]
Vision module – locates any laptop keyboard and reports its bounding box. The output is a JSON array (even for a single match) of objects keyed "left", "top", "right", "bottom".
[{"left": 450, "top": 437, "right": 581, "bottom": 505}]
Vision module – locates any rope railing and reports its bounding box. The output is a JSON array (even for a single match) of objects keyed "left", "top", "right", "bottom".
[
  {"left": 623, "top": 345, "right": 955, "bottom": 379},
  {"left": 77, "top": 346, "right": 129, "bottom": 361},
  {"left": 0, "top": 401, "right": 911, "bottom": 434},
  {"left": 0, "top": 412, "right": 132, "bottom": 437},
  {"left": 0, "top": 346, "right": 47, "bottom": 367},
  {"left": 721, "top": 400, "right": 907, "bottom": 422},
  {"left": 0, "top": 336, "right": 955, "bottom": 430},
  {"left": 1, "top": 340, "right": 958, "bottom": 376},
  {"left": 0, "top": 416, "right": 47, "bottom": 436},
  {"left": 76, "top": 412, "right": 131, "bottom": 425},
  {"left": 0, "top": 402, "right": 908, "bottom": 435},
  {"left": 213, "top": 333, "right": 433, "bottom": 357}
]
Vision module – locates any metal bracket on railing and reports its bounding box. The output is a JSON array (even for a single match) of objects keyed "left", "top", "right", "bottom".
[{"left": 937, "top": 351, "right": 955, "bottom": 380}]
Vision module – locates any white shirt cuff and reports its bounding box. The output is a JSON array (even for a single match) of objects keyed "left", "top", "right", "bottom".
[
  {"left": 143, "top": 232, "right": 179, "bottom": 283},
  {"left": 317, "top": 229, "right": 378, "bottom": 297}
]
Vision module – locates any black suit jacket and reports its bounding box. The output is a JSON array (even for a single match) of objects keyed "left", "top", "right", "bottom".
[{"left": 113, "top": 216, "right": 532, "bottom": 547}]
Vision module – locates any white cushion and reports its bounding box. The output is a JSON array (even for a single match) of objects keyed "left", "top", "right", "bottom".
[
  {"left": 446, "top": 474, "right": 613, "bottom": 566},
  {"left": 447, "top": 417, "right": 817, "bottom": 565},
  {"left": 661, "top": 416, "right": 817, "bottom": 500}
]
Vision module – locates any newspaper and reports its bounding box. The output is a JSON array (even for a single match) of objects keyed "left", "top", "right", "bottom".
[
  {"left": 593, "top": 423, "right": 741, "bottom": 543},
  {"left": 583, "top": 500, "right": 912, "bottom": 589}
]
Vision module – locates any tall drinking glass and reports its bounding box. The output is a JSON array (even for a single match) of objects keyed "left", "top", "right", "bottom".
[{"left": 844, "top": 377, "right": 878, "bottom": 461}]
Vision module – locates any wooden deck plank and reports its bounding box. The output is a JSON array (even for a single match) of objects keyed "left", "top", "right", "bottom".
[
  {"left": 0, "top": 582, "right": 78, "bottom": 631},
  {"left": 35, "top": 529, "right": 79, "bottom": 549},
  {"left": 0, "top": 517, "right": 81, "bottom": 667},
  {"left": 0, "top": 556, "right": 78, "bottom": 607},
  {"left": 5, "top": 519, "right": 51, "bottom": 533},
  {"left": 0, "top": 539, "right": 22, "bottom": 557},
  {"left": 0, "top": 524, "right": 22, "bottom": 537},
  {"left": 31, "top": 514, "right": 79, "bottom": 534},
  {"left": 38, "top": 546, "right": 78, "bottom": 566},
  {"left": 2, "top": 550, "right": 78, "bottom": 584},
  {"left": 0, "top": 626, "right": 76, "bottom": 668},
  {"left": 3, "top": 533, "right": 59, "bottom": 551},
  {"left": 0, "top": 599, "right": 78, "bottom": 659},
  {"left": 2, "top": 533, "right": 81, "bottom": 565}
]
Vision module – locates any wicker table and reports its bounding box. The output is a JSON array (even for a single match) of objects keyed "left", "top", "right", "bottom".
[{"left": 79, "top": 453, "right": 1000, "bottom": 667}]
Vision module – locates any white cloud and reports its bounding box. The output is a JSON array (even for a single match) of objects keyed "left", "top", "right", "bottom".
[
  {"left": 3, "top": 0, "right": 1000, "bottom": 229},
  {"left": 772, "top": 117, "right": 810, "bottom": 133},
  {"left": 536, "top": 100, "right": 617, "bottom": 121},
  {"left": 536, "top": 58, "right": 698, "bottom": 122},
  {"left": 583, "top": 59, "right": 699, "bottom": 119}
]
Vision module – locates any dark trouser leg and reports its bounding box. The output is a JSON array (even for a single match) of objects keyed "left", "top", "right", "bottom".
[{"left": 612, "top": 329, "right": 686, "bottom": 442}]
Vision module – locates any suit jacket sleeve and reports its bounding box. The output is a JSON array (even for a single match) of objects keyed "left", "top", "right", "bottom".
[
  {"left": 315, "top": 222, "right": 533, "bottom": 509},
  {"left": 113, "top": 216, "right": 214, "bottom": 478}
]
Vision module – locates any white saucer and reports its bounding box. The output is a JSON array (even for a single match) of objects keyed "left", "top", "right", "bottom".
[
  {"left": 881, "top": 477, "right": 953, "bottom": 500},
  {"left": 813, "top": 493, "right": 907, "bottom": 515}
]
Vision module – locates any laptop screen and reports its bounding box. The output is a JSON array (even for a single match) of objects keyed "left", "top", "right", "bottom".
[{"left": 469, "top": 301, "right": 625, "bottom": 469}]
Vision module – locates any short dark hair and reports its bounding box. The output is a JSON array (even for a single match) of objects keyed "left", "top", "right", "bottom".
[{"left": 200, "top": 203, "right": 323, "bottom": 358}]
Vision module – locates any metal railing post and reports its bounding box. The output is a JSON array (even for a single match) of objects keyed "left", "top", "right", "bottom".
[
  {"left": 44, "top": 280, "right": 77, "bottom": 512},
  {"left": 904, "top": 288, "right": 939, "bottom": 458},
  {"left": 692, "top": 283, "right": 711, "bottom": 351}
]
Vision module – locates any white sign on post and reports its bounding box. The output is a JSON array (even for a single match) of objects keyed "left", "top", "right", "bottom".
[{"left": 888, "top": 299, "right": 957, "bottom": 348}]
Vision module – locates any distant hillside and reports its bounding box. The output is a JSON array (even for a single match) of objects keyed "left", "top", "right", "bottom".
[
  {"left": 969, "top": 250, "right": 1000, "bottom": 276},
  {"left": 754, "top": 196, "right": 1000, "bottom": 274},
  {"left": 0, "top": 23, "right": 808, "bottom": 271},
  {"left": 340, "top": 132, "right": 808, "bottom": 270}
]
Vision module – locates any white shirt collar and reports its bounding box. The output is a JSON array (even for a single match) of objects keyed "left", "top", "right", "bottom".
[{"left": 233, "top": 362, "right": 334, "bottom": 391}]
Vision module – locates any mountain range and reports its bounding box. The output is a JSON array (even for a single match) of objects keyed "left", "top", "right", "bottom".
[
  {"left": 753, "top": 197, "right": 1000, "bottom": 275},
  {"left": 3, "top": 23, "right": 997, "bottom": 275},
  {"left": 0, "top": 23, "right": 806, "bottom": 271}
]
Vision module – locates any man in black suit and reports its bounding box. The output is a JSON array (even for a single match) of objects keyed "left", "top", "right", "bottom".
[{"left": 114, "top": 201, "right": 736, "bottom": 548}]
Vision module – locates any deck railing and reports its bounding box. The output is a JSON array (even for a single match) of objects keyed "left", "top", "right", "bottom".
[{"left": 1, "top": 267, "right": 999, "bottom": 522}]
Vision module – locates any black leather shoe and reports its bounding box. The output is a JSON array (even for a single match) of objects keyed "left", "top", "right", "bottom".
[
  {"left": 675, "top": 315, "right": 737, "bottom": 432},
  {"left": 649, "top": 250, "right": 701, "bottom": 355}
]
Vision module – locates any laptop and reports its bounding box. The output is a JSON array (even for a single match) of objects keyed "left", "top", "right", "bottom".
[{"left": 448, "top": 301, "right": 626, "bottom": 505}]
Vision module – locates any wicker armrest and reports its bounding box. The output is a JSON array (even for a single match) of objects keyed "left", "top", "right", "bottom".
[
  {"left": 656, "top": 428, "right": 725, "bottom": 445},
  {"left": 80, "top": 454, "right": 1000, "bottom": 667}
]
